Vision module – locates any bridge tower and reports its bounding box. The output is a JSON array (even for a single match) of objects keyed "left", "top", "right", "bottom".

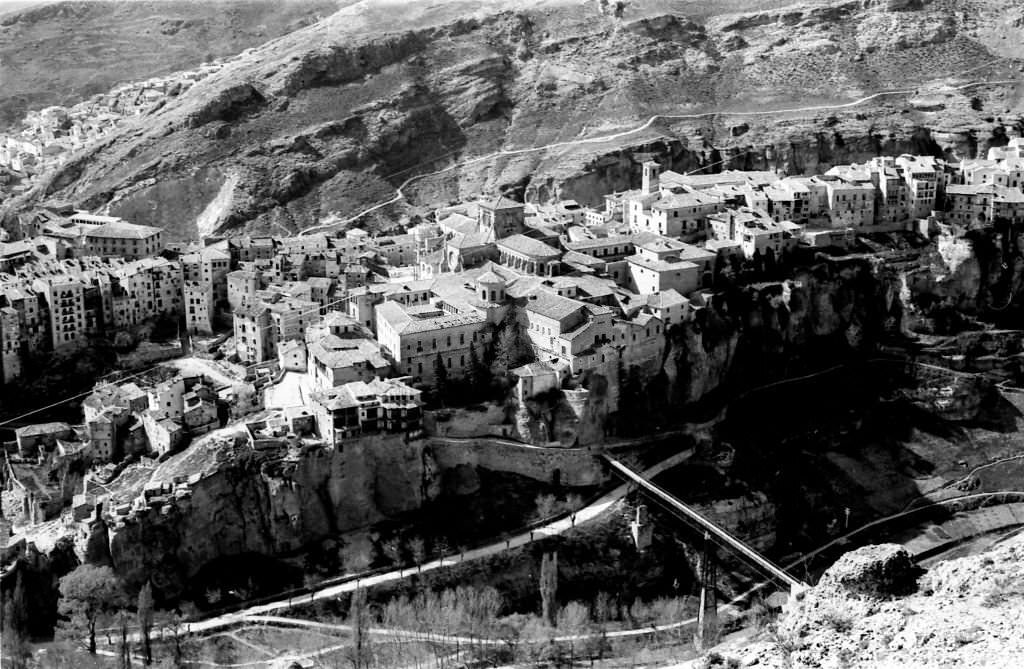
[
  {"left": 629, "top": 504, "right": 653, "bottom": 552},
  {"left": 693, "top": 531, "right": 718, "bottom": 652}
]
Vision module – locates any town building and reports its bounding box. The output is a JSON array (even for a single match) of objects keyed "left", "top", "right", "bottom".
[
  {"left": 311, "top": 377, "right": 423, "bottom": 446},
  {"left": 83, "top": 219, "right": 164, "bottom": 259},
  {"left": 945, "top": 183, "right": 1024, "bottom": 226},
  {"left": 308, "top": 335, "right": 389, "bottom": 389},
  {"left": 624, "top": 234, "right": 715, "bottom": 295},
  {"left": 496, "top": 235, "right": 562, "bottom": 276},
  {"left": 375, "top": 297, "right": 490, "bottom": 384},
  {"left": 32, "top": 276, "right": 87, "bottom": 350},
  {"left": 477, "top": 196, "right": 526, "bottom": 239},
  {"left": 184, "top": 281, "right": 215, "bottom": 336}
]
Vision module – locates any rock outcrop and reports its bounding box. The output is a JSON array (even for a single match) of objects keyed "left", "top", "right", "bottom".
[
  {"left": 815, "top": 543, "right": 919, "bottom": 599},
  {"left": 722, "top": 537, "right": 1024, "bottom": 668}
]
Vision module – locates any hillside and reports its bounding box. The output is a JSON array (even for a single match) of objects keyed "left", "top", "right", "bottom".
[
  {"left": 0, "top": 0, "right": 341, "bottom": 130},
  {"left": 5, "top": 0, "right": 1024, "bottom": 240},
  {"left": 703, "top": 540, "right": 1024, "bottom": 668}
]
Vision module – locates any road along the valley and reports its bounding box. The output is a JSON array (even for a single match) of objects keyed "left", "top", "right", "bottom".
[{"left": 129, "top": 446, "right": 696, "bottom": 642}]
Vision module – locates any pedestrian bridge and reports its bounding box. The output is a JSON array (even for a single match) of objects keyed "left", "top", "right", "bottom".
[{"left": 602, "top": 454, "right": 807, "bottom": 592}]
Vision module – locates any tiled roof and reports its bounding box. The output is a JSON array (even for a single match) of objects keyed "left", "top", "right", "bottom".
[
  {"left": 497, "top": 234, "right": 560, "bottom": 258},
  {"left": 524, "top": 290, "right": 584, "bottom": 321},
  {"left": 647, "top": 289, "right": 687, "bottom": 308},
  {"left": 85, "top": 220, "right": 162, "bottom": 240}
]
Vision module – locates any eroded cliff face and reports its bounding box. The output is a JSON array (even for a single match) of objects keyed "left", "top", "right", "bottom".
[
  {"left": 107, "top": 434, "right": 427, "bottom": 595},
  {"left": 663, "top": 257, "right": 905, "bottom": 407}
]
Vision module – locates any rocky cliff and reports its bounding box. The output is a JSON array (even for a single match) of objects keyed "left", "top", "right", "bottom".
[
  {"left": 716, "top": 540, "right": 1024, "bottom": 668},
  {"left": 663, "top": 223, "right": 1024, "bottom": 413},
  {"left": 5, "top": 0, "right": 1024, "bottom": 239},
  {"left": 103, "top": 432, "right": 428, "bottom": 596}
]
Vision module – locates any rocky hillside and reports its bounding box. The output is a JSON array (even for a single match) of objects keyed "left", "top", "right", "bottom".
[
  {"left": 5, "top": 0, "right": 1024, "bottom": 240},
  {"left": 0, "top": 0, "right": 341, "bottom": 130},
  {"left": 714, "top": 540, "right": 1024, "bottom": 668}
]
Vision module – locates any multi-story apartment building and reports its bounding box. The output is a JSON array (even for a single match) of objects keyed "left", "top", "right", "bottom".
[
  {"left": 311, "top": 377, "right": 422, "bottom": 447},
  {"left": 945, "top": 183, "right": 1024, "bottom": 226},
  {"left": 234, "top": 305, "right": 273, "bottom": 363},
  {"left": 822, "top": 176, "right": 876, "bottom": 228},
  {"left": 895, "top": 155, "right": 943, "bottom": 219},
  {"left": 227, "top": 269, "right": 262, "bottom": 312},
  {"left": 180, "top": 245, "right": 231, "bottom": 305},
  {"left": 32, "top": 276, "right": 86, "bottom": 350},
  {"left": 0, "top": 306, "right": 22, "bottom": 383},
  {"left": 184, "top": 281, "right": 215, "bottom": 336}
]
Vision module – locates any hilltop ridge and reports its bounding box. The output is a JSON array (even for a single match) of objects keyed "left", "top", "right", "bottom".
[
  {"left": 5, "top": 0, "right": 1024, "bottom": 240},
  {"left": 0, "top": 0, "right": 341, "bottom": 130}
]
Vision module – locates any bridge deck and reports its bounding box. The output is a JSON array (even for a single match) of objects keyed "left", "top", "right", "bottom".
[{"left": 603, "top": 455, "right": 807, "bottom": 591}]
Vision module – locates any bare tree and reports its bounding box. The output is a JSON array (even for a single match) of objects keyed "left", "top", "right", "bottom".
[{"left": 349, "top": 588, "right": 370, "bottom": 669}]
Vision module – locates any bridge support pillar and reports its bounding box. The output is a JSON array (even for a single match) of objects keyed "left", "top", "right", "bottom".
[{"left": 693, "top": 531, "right": 718, "bottom": 653}]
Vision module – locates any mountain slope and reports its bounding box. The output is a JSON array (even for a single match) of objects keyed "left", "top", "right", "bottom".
[
  {"left": 7, "top": 0, "right": 1024, "bottom": 240},
  {"left": 0, "top": 0, "right": 342, "bottom": 130}
]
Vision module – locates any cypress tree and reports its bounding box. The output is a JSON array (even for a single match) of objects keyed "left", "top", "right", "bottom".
[{"left": 137, "top": 581, "right": 154, "bottom": 665}]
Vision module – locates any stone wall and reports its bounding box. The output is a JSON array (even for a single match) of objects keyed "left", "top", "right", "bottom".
[{"left": 427, "top": 437, "right": 606, "bottom": 488}]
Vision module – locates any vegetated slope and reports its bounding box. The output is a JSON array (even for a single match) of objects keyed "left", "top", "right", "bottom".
[
  {"left": 8, "top": 0, "right": 1024, "bottom": 240},
  {"left": 0, "top": 0, "right": 342, "bottom": 129}
]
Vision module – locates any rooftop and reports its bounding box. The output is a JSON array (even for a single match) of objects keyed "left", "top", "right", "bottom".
[
  {"left": 85, "top": 220, "right": 163, "bottom": 240},
  {"left": 496, "top": 234, "right": 561, "bottom": 258},
  {"left": 524, "top": 290, "right": 585, "bottom": 321}
]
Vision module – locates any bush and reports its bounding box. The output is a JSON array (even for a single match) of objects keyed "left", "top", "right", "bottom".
[
  {"left": 700, "top": 650, "right": 741, "bottom": 669},
  {"left": 820, "top": 604, "right": 855, "bottom": 633}
]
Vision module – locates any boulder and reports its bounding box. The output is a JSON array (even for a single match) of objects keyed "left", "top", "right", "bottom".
[{"left": 818, "top": 543, "right": 919, "bottom": 599}]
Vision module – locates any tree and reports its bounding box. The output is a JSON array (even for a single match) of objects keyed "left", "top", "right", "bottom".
[
  {"left": 433, "top": 352, "right": 449, "bottom": 404},
  {"left": 348, "top": 588, "right": 370, "bottom": 669},
  {"left": 494, "top": 308, "right": 533, "bottom": 371},
  {"left": 467, "top": 342, "right": 491, "bottom": 395},
  {"left": 137, "top": 581, "right": 154, "bottom": 665},
  {"left": 118, "top": 612, "right": 132, "bottom": 669},
  {"left": 408, "top": 536, "right": 427, "bottom": 570},
  {"left": 58, "top": 564, "right": 129, "bottom": 653},
  {"left": 557, "top": 601, "right": 590, "bottom": 665},
  {"left": 539, "top": 551, "right": 559, "bottom": 627},
  {"left": 2, "top": 575, "right": 29, "bottom": 669},
  {"left": 532, "top": 493, "right": 561, "bottom": 522}
]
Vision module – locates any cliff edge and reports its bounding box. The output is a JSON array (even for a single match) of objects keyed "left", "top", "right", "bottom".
[{"left": 712, "top": 538, "right": 1024, "bottom": 668}]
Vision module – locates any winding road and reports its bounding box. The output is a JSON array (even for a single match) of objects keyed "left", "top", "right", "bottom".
[
  {"left": 136, "top": 446, "right": 696, "bottom": 642},
  {"left": 296, "top": 76, "right": 1021, "bottom": 237}
]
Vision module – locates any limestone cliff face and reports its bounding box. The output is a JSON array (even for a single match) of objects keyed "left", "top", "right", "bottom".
[
  {"left": 664, "top": 257, "right": 905, "bottom": 407},
  {"left": 108, "top": 435, "right": 426, "bottom": 595}
]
